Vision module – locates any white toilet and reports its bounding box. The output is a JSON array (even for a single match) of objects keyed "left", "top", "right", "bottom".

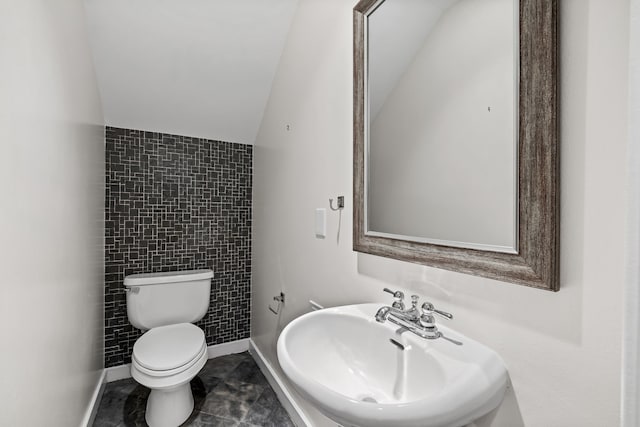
[{"left": 124, "top": 269, "right": 213, "bottom": 427}]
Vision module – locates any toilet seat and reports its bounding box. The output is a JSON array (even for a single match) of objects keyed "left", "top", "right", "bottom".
[{"left": 132, "top": 323, "right": 207, "bottom": 377}]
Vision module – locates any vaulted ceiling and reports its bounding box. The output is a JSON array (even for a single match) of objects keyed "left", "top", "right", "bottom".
[{"left": 84, "top": 0, "right": 299, "bottom": 144}]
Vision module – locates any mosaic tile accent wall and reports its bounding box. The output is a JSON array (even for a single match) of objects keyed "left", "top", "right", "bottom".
[{"left": 105, "top": 127, "right": 252, "bottom": 368}]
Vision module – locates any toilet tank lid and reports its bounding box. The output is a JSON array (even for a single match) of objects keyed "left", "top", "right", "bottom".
[{"left": 124, "top": 269, "right": 213, "bottom": 287}]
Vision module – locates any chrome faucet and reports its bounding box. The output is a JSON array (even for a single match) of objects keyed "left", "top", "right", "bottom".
[
  {"left": 376, "top": 288, "right": 453, "bottom": 340},
  {"left": 382, "top": 288, "right": 405, "bottom": 310}
]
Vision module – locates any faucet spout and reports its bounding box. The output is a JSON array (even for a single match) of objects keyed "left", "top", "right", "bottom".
[{"left": 375, "top": 306, "right": 391, "bottom": 322}]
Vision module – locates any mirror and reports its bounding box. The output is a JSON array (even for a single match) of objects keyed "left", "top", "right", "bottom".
[
  {"left": 353, "top": 0, "right": 559, "bottom": 290},
  {"left": 367, "top": 0, "right": 518, "bottom": 253}
]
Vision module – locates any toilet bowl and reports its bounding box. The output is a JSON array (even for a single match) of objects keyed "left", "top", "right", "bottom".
[
  {"left": 124, "top": 269, "right": 213, "bottom": 427},
  {"left": 131, "top": 323, "right": 208, "bottom": 427}
]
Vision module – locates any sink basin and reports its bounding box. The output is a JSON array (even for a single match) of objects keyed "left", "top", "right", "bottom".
[{"left": 277, "top": 303, "right": 508, "bottom": 427}]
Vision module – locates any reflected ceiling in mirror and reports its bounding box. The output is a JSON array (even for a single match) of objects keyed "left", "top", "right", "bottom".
[{"left": 366, "top": 0, "right": 518, "bottom": 253}]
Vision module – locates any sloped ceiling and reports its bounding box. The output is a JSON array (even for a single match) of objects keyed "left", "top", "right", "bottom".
[{"left": 84, "top": 0, "right": 299, "bottom": 144}]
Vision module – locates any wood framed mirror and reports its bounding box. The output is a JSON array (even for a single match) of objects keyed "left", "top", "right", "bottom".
[{"left": 353, "top": 0, "right": 559, "bottom": 290}]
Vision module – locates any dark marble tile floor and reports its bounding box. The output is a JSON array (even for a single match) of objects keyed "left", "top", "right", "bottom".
[{"left": 93, "top": 352, "right": 295, "bottom": 427}]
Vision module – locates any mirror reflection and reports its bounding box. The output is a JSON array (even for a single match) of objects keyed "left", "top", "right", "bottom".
[{"left": 366, "top": 0, "right": 518, "bottom": 252}]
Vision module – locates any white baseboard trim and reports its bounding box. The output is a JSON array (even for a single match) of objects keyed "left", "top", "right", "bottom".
[
  {"left": 105, "top": 338, "right": 251, "bottom": 383},
  {"left": 105, "top": 363, "right": 131, "bottom": 383},
  {"left": 249, "top": 339, "right": 312, "bottom": 427},
  {"left": 80, "top": 369, "right": 106, "bottom": 427},
  {"left": 207, "top": 338, "right": 250, "bottom": 359}
]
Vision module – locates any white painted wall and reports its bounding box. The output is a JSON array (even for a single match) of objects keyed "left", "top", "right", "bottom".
[
  {"left": 369, "top": 0, "right": 516, "bottom": 249},
  {"left": 0, "top": 1, "right": 105, "bottom": 425},
  {"left": 622, "top": 0, "right": 640, "bottom": 424},
  {"left": 84, "top": 0, "right": 298, "bottom": 144},
  {"left": 252, "top": 0, "right": 629, "bottom": 426}
]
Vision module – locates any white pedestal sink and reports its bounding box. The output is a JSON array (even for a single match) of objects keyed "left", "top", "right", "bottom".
[{"left": 277, "top": 303, "right": 508, "bottom": 427}]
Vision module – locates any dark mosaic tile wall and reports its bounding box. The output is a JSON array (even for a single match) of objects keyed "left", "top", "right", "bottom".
[{"left": 105, "top": 127, "right": 252, "bottom": 368}]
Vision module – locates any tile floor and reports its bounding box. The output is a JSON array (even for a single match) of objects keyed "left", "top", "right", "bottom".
[{"left": 93, "top": 352, "right": 295, "bottom": 427}]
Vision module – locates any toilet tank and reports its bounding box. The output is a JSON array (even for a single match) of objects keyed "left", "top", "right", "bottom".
[{"left": 124, "top": 269, "right": 213, "bottom": 330}]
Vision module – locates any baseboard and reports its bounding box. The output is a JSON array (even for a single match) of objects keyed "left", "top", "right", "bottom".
[
  {"left": 105, "top": 338, "right": 251, "bottom": 383},
  {"left": 105, "top": 363, "right": 131, "bottom": 382},
  {"left": 249, "top": 339, "right": 312, "bottom": 427},
  {"left": 207, "top": 338, "right": 250, "bottom": 359},
  {"left": 80, "top": 369, "right": 106, "bottom": 427}
]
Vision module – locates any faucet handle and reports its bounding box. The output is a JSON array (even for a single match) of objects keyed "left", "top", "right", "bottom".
[
  {"left": 421, "top": 302, "right": 453, "bottom": 320},
  {"left": 383, "top": 288, "right": 405, "bottom": 310}
]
